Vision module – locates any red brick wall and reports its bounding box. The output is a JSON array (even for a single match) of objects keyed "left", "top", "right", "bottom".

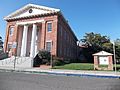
[
  {"left": 4, "top": 23, "right": 10, "bottom": 52},
  {"left": 4, "top": 14, "right": 77, "bottom": 60},
  {"left": 108, "top": 56, "right": 113, "bottom": 70},
  {"left": 4, "top": 22, "right": 17, "bottom": 55},
  {"left": 4, "top": 14, "right": 58, "bottom": 56},
  {"left": 94, "top": 56, "right": 98, "bottom": 70},
  {"left": 44, "top": 15, "right": 58, "bottom": 56},
  {"left": 57, "top": 15, "right": 78, "bottom": 60},
  {"left": 93, "top": 55, "right": 113, "bottom": 70}
]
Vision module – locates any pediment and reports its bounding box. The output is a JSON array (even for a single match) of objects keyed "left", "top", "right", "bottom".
[
  {"left": 4, "top": 4, "right": 60, "bottom": 20},
  {"left": 93, "top": 51, "right": 113, "bottom": 56},
  {"left": 11, "top": 8, "right": 52, "bottom": 18}
]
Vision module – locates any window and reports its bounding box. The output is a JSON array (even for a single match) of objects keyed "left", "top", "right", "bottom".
[
  {"left": 9, "top": 27, "right": 14, "bottom": 36},
  {"left": 8, "top": 44, "right": 12, "bottom": 51},
  {"left": 46, "top": 42, "right": 52, "bottom": 52},
  {"left": 47, "top": 23, "right": 52, "bottom": 32}
]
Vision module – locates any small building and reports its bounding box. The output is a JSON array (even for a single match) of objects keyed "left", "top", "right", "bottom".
[{"left": 93, "top": 51, "right": 113, "bottom": 70}]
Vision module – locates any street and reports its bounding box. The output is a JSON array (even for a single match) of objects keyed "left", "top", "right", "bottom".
[{"left": 0, "top": 71, "right": 120, "bottom": 90}]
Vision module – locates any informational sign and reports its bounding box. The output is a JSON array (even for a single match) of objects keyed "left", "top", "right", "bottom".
[
  {"left": 99, "top": 56, "right": 109, "bottom": 65},
  {"left": 12, "top": 42, "right": 17, "bottom": 48}
]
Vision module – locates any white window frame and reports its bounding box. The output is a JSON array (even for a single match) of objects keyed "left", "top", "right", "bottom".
[
  {"left": 9, "top": 26, "right": 14, "bottom": 36},
  {"left": 7, "top": 44, "right": 12, "bottom": 51},
  {"left": 47, "top": 22, "right": 52, "bottom": 32},
  {"left": 99, "top": 56, "right": 109, "bottom": 65},
  {"left": 46, "top": 40, "right": 52, "bottom": 52}
]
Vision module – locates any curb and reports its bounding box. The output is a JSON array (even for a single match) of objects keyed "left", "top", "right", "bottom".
[
  {"left": 0, "top": 69, "right": 120, "bottom": 79},
  {"left": 47, "top": 72, "right": 120, "bottom": 79}
]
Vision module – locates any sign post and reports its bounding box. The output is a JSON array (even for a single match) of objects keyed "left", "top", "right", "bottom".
[
  {"left": 51, "top": 53, "right": 53, "bottom": 68},
  {"left": 12, "top": 42, "right": 17, "bottom": 70}
]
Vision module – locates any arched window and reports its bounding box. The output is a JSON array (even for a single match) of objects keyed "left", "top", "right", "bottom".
[{"left": 9, "top": 26, "right": 14, "bottom": 36}]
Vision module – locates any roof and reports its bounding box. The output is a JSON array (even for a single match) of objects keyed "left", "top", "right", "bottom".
[
  {"left": 92, "top": 51, "right": 113, "bottom": 56},
  {"left": 4, "top": 4, "right": 60, "bottom": 20}
]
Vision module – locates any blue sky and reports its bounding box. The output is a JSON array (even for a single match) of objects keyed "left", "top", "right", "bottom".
[{"left": 0, "top": 0, "right": 120, "bottom": 42}]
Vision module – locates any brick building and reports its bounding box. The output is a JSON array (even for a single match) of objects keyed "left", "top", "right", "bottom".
[
  {"left": 4, "top": 4, "right": 78, "bottom": 60},
  {"left": 93, "top": 51, "right": 113, "bottom": 70}
]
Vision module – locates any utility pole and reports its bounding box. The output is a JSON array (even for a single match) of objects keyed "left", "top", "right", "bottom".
[{"left": 112, "top": 41, "right": 117, "bottom": 73}]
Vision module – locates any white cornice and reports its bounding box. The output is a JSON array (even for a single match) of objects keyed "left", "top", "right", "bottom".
[
  {"left": 16, "top": 19, "right": 44, "bottom": 25},
  {"left": 93, "top": 51, "right": 113, "bottom": 56},
  {"left": 4, "top": 4, "right": 60, "bottom": 20}
]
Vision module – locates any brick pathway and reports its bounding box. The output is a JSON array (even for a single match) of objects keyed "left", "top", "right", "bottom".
[{"left": 39, "top": 65, "right": 51, "bottom": 69}]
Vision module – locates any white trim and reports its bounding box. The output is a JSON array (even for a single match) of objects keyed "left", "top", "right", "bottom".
[
  {"left": 8, "top": 42, "right": 12, "bottom": 44},
  {"left": 47, "top": 22, "right": 52, "bottom": 32},
  {"left": 4, "top": 4, "right": 60, "bottom": 20},
  {"left": 9, "top": 26, "right": 14, "bottom": 36},
  {"left": 93, "top": 51, "right": 113, "bottom": 56},
  {"left": 10, "top": 25, "right": 15, "bottom": 28},
  {"left": 16, "top": 19, "right": 44, "bottom": 25},
  {"left": 47, "top": 21, "right": 52, "bottom": 23},
  {"left": 46, "top": 40, "right": 52, "bottom": 42},
  {"left": 46, "top": 40, "right": 52, "bottom": 52}
]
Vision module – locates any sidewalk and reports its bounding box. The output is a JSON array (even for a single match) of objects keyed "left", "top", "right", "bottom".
[{"left": 0, "top": 66, "right": 120, "bottom": 79}]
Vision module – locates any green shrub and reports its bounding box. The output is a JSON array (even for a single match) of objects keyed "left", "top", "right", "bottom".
[
  {"left": 53, "top": 60, "right": 64, "bottom": 66},
  {"left": 37, "top": 49, "right": 51, "bottom": 65},
  {"left": 0, "top": 52, "right": 8, "bottom": 60},
  {"left": 64, "top": 59, "right": 71, "bottom": 64},
  {"left": 52, "top": 56, "right": 65, "bottom": 66}
]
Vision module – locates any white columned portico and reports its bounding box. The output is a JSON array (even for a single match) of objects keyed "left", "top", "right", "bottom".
[
  {"left": 30, "top": 23, "right": 37, "bottom": 58},
  {"left": 17, "top": 20, "right": 44, "bottom": 58},
  {"left": 20, "top": 25, "right": 28, "bottom": 56}
]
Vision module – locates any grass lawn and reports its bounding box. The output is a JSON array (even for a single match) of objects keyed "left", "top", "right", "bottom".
[
  {"left": 115, "top": 64, "right": 120, "bottom": 68},
  {"left": 53, "top": 63, "right": 94, "bottom": 70},
  {"left": 114, "top": 64, "right": 120, "bottom": 71},
  {"left": 53, "top": 63, "right": 120, "bottom": 71}
]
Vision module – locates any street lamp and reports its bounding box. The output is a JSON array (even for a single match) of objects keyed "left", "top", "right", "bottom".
[{"left": 112, "top": 41, "right": 117, "bottom": 73}]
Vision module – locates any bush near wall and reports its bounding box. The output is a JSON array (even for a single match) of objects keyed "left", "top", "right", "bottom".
[
  {"left": 0, "top": 52, "right": 8, "bottom": 60},
  {"left": 52, "top": 56, "right": 65, "bottom": 66},
  {"left": 52, "top": 56, "right": 77, "bottom": 66},
  {"left": 37, "top": 49, "right": 51, "bottom": 65},
  {"left": 33, "top": 49, "right": 51, "bottom": 67}
]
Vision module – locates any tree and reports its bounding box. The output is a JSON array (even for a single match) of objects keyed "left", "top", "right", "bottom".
[{"left": 80, "top": 32, "right": 112, "bottom": 63}]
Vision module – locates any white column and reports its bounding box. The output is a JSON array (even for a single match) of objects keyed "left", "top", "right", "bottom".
[
  {"left": 35, "top": 34, "right": 38, "bottom": 56},
  {"left": 20, "top": 25, "right": 28, "bottom": 57},
  {"left": 30, "top": 23, "right": 37, "bottom": 58}
]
